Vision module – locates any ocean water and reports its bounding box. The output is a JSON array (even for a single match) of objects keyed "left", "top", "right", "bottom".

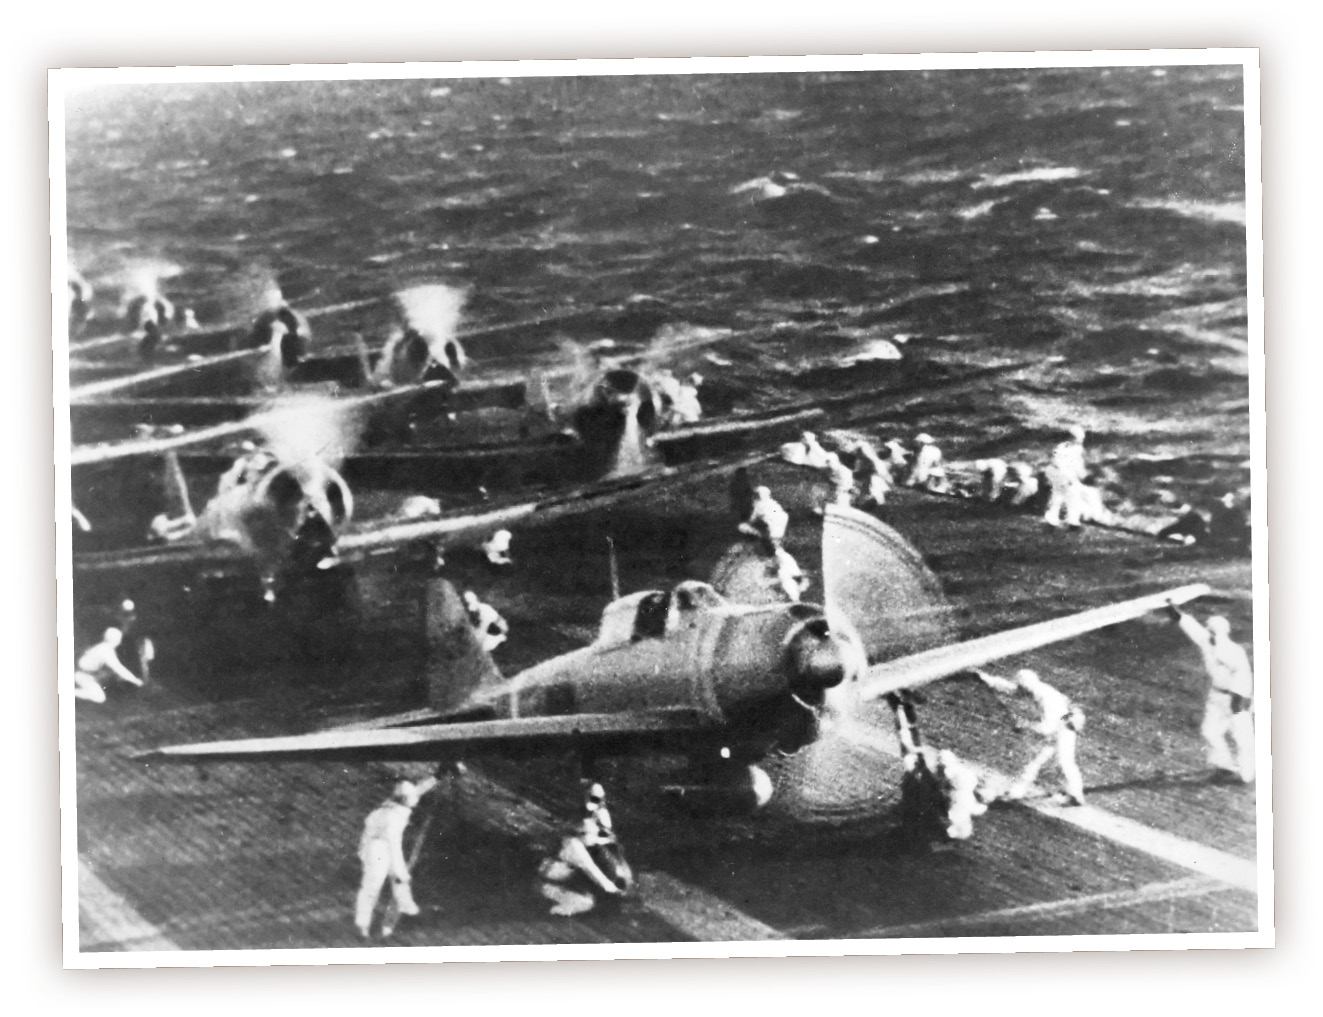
[{"left": 63, "top": 64, "right": 1250, "bottom": 511}]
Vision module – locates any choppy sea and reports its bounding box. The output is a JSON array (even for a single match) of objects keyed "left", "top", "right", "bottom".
[{"left": 63, "top": 64, "right": 1251, "bottom": 513}]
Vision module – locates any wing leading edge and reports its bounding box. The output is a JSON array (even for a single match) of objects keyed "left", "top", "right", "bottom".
[
  {"left": 857, "top": 582, "right": 1210, "bottom": 701},
  {"left": 136, "top": 707, "right": 717, "bottom": 765}
]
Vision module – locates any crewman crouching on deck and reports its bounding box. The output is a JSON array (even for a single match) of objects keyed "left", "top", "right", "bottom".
[
  {"left": 773, "top": 545, "right": 810, "bottom": 603},
  {"left": 977, "top": 668, "right": 1086, "bottom": 806},
  {"left": 536, "top": 816, "right": 630, "bottom": 917},
  {"left": 73, "top": 628, "right": 144, "bottom": 704},
  {"left": 976, "top": 458, "right": 1009, "bottom": 502},
  {"left": 355, "top": 777, "right": 438, "bottom": 940},
  {"left": 1169, "top": 606, "right": 1255, "bottom": 783},
  {"left": 738, "top": 485, "right": 790, "bottom": 554},
  {"left": 936, "top": 749, "right": 987, "bottom": 840},
  {"left": 1005, "top": 461, "right": 1040, "bottom": 508},
  {"left": 463, "top": 590, "right": 510, "bottom": 653}
]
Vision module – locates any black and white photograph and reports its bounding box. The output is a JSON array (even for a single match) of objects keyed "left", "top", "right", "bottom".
[{"left": 54, "top": 50, "right": 1268, "bottom": 966}]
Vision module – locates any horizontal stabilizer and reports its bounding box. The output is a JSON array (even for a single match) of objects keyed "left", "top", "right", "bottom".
[
  {"left": 135, "top": 708, "right": 714, "bottom": 765},
  {"left": 858, "top": 583, "right": 1210, "bottom": 701}
]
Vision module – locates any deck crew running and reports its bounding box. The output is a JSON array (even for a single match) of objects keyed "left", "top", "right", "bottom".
[{"left": 978, "top": 668, "right": 1086, "bottom": 805}]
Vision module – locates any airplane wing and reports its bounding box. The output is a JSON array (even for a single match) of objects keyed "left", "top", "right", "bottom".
[
  {"left": 854, "top": 582, "right": 1210, "bottom": 702},
  {"left": 135, "top": 707, "right": 717, "bottom": 765},
  {"left": 337, "top": 450, "right": 777, "bottom": 557},
  {"left": 72, "top": 539, "right": 253, "bottom": 576},
  {"left": 69, "top": 380, "right": 458, "bottom": 466}
]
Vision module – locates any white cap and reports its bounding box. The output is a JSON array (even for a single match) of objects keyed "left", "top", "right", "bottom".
[
  {"left": 484, "top": 529, "right": 512, "bottom": 551},
  {"left": 1015, "top": 669, "right": 1042, "bottom": 689},
  {"left": 755, "top": 485, "right": 772, "bottom": 499},
  {"left": 1068, "top": 425, "right": 1086, "bottom": 441},
  {"left": 586, "top": 782, "right": 606, "bottom": 804},
  {"left": 916, "top": 433, "right": 934, "bottom": 444},
  {"left": 392, "top": 780, "right": 423, "bottom": 807},
  {"left": 1207, "top": 615, "right": 1231, "bottom": 637},
  {"left": 119, "top": 599, "right": 135, "bottom": 613},
  {"left": 103, "top": 627, "right": 123, "bottom": 647}
]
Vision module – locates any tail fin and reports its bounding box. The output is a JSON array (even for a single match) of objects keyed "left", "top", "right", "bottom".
[{"left": 425, "top": 577, "right": 503, "bottom": 714}]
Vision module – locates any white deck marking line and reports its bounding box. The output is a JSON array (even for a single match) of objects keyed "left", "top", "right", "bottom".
[
  {"left": 793, "top": 875, "right": 1230, "bottom": 940},
  {"left": 1019, "top": 798, "right": 1257, "bottom": 892},
  {"left": 637, "top": 871, "right": 784, "bottom": 941},
  {"left": 78, "top": 860, "right": 180, "bottom": 952}
]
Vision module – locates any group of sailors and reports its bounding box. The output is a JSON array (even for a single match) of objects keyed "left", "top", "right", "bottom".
[{"left": 774, "top": 424, "right": 1248, "bottom": 550}]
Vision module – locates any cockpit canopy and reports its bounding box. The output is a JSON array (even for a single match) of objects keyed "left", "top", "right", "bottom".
[{"left": 596, "top": 580, "right": 729, "bottom": 647}]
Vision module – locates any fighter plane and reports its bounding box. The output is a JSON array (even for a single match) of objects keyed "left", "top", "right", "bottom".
[{"left": 140, "top": 504, "right": 1209, "bottom": 815}]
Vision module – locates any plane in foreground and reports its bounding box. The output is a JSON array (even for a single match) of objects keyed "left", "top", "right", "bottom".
[{"left": 139, "top": 504, "right": 1209, "bottom": 816}]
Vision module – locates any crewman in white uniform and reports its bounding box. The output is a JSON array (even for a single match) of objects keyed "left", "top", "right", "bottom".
[
  {"left": 355, "top": 777, "right": 437, "bottom": 939},
  {"left": 583, "top": 782, "right": 615, "bottom": 843},
  {"left": 74, "top": 628, "right": 144, "bottom": 703},
  {"left": 1170, "top": 607, "right": 1255, "bottom": 783},
  {"left": 978, "top": 668, "right": 1087, "bottom": 805},
  {"left": 482, "top": 529, "right": 514, "bottom": 566},
  {"left": 1043, "top": 424, "right": 1088, "bottom": 528},
  {"left": 799, "top": 431, "right": 831, "bottom": 470},
  {"left": 536, "top": 817, "right": 628, "bottom": 917},
  {"left": 1006, "top": 461, "right": 1040, "bottom": 507},
  {"left": 976, "top": 458, "right": 1010, "bottom": 502},
  {"left": 463, "top": 590, "right": 510, "bottom": 653},
  {"left": 936, "top": 749, "right": 988, "bottom": 840},
  {"left": 772, "top": 545, "right": 810, "bottom": 603},
  {"left": 738, "top": 485, "right": 790, "bottom": 552},
  {"left": 905, "top": 434, "right": 947, "bottom": 491},
  {"left": 822, "top": 451, "right": 856, "bottom": 510},
  {"left": 668, "top": 373, "right": 703, "bottom": 426},
  {"left": 851, "top": 440, "right": 893, "bottom": 508}
]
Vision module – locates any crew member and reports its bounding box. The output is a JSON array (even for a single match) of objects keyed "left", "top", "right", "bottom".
[
  {"left": 536, "top": 817, "right": 628, "bottom": 917},
  {"left": 905, "top": 434, "right": 947, "bottom": 492},
  {"left": 800, "top": 431, "right": 831, "bottom": 470},
  {"left": 583, "top": 782, "right": 615, "bottom": 843},
  {"left": 823, "top": 451, "right": 856, "bottom": 510},
  {"left": 936, "top": 749, "right": 987, "bottom": 840},
  {"left": 977, "top": 668, "right": 1086, "bottom": 805},
  {"left": 482, "top": 529, "right": 514, "bottom": 566},
  {"left": 1006, "top": 461, "right": 1040, "bottom": 507},
  {"left": 1208, "top": 492, "right": 1250, "bottom": 550},
  {"left": 852, "top": 440, "right": 893, "bottom": 508},
  {"left": 462, "top": 590, "right": 510, "bottom": 653},
  {"left": 114, "top": 599, "right": 155, "bottom": 685},
  {"left": 773, "top": 545, "right": 810, "bottom": 602},
  {"left": 738, "top": 485, "right": 790, "bottom": 553},
  {"left": 668, "top": 373, "right": 703, "bottom": 426},
  {"left": 976, "top": 458, "right": 1009, "bottom": 502},
  {"left": 355, "top": 777, "right": 437, "bottom": 940},
  {"left": 1043, "top": 424, "right": 1088, "bottom": 528},
  {"left": 1157, "top": 503, "right": 1208, "bottom": 545},
  {"left": 887, "top": 693, "right": 951, "bottom": 853},
  {"left": 73, "top": 628, "right": 144, "bottom": 703},
  {"left": 1169, "top": 606, "right": 1255, "bottom": 783}
]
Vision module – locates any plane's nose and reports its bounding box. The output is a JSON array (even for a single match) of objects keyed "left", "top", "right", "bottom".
[{"left": 787, "top": 619, "right": 860, "bottom": 701}]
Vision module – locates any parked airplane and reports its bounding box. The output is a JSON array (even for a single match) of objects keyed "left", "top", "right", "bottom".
[{"left": 140, "top": 505, "right": 1209, "bottom": 816}]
